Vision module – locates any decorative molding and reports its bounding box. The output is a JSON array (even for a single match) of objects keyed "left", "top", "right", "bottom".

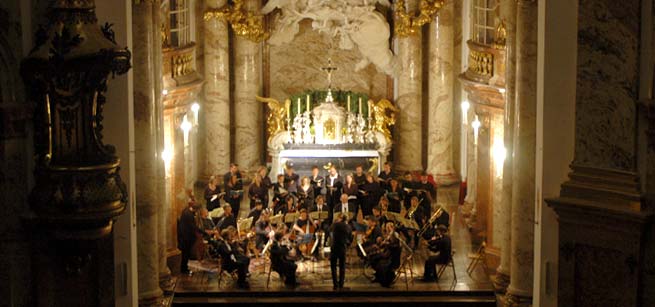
[
  {"left": 204, "top": 0, "right": 268, "bottom": 42},
  {"left": 393, "top": 0, "right": 445, "bottom": 37}
]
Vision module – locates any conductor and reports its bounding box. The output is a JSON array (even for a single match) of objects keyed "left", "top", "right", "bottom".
[{"left": 330, "top": 213, "right": 352, "bottom": 290}]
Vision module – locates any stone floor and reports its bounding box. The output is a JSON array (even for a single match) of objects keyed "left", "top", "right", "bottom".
[{"left": 175, "top": 186, "right": 493, "bottom": 295}]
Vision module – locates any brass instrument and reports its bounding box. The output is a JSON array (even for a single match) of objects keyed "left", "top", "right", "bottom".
[{"left": 417, "top": 207, "right": 444, "bottom": 238}]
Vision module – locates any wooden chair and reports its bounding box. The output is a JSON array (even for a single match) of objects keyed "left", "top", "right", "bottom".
[{"left": 437, "top": 250, "right": 457, "bottom": 282}]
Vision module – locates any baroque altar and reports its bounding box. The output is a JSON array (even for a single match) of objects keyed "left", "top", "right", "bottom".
[{"left": 257, "top": 59, "right": 399, "bottom": 177}]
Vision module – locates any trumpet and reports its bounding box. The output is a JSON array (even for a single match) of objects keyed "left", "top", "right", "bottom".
[{"left": 417, "top": 207, "right": 444, "bottom": 238}]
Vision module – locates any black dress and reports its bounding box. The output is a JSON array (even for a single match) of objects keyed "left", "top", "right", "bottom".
[
  {"left": 248, "top": 183, "right": 268, "bottom": 209},
  {"left": 297, "top": 185, "right": 315, "bottom": 211},
  {"left": 361, "top": 181, "right": 382, "bottom": 217},
  {"left": 204, "top": 185, "right": 222, "bottom": 211}
]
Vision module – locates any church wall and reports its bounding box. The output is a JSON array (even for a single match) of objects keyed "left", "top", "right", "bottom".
[{"left": 267, "top": 19, "right": 390, "bottom": 109}]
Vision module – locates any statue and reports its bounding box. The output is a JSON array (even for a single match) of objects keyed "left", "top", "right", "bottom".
[
  {"left": 370, "top": 99, "right": 399, "bottom": 142},
  {"left": 256, "top": 95, "right": 291, "bottom": 141}
]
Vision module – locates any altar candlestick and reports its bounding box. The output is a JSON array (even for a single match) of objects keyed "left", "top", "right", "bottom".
[
  {"left": 297, "top": 98, "right": 301, "bottom": 114},
  {"left": 286, "top": 104, "right": 290, "bottom": 119},
  {"left": 347, "top": 95, "right": 351, "bottom": 112},
  {"left": 358, "top": 97, "right": 362, "bottom": 114}
]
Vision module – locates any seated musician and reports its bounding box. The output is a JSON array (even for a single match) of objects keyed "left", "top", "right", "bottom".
[
  {"left": 292, "top": 209, "right": 315, "bottom": 259},
  {"left": 215, "top": 203, "right": 237, "bottom": 231},
  {"left": 417, "top": 171, "right": 436, "bottom": 216},
  {"left": 254, "top": 210, "right": 274, "bottom": 250},
  {"left": 310, "top": 195, "right": 330, "bottom": 258},
  {"left": 215, "top": 229, "right": 251, "bottom": 288},
  {"left": 362, "top": 215, "right": 382, "bottom": 252},
  {"left": 372, "top": 205, "right": 388, "bottom": 226},
  {"left": 247, "top": 199, "right": 264, "bottom": 225},
  {"left": 270, "top": 231, "right": 299, "bottom": 287},
  {"left": 370, "top": 222, "right": 402, "bottom": 287},
  {"left": 422, "top": 225, "right": 452, "bottom": 282},
  {"left": 271, "top": 195, "right": 287, "bottom": 216},
  {"left": 401, "top": 196, "right": 425, "bottom": 249},
  {"left": 333, "top": 193, "right": 355, "bottom": 222},
  {"left": 285, "top": 195, "right": 297, "bottom": 214},
  {"left": 197, "top": 208, "right": 218, "bottom": 240}
]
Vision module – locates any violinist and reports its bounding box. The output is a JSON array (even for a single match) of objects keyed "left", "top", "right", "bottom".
[
  {"left": 270, "top": 231, "right": 299, "bottom": 287},
  {"left": 247, "top": 199, "right": 264, "bottom": 227},
  {"left": 370, "top": 222, "right": 401, "bottom": 287},
  {"left": 215, "top": 228, "right": 251, "bottom": 288},
  {"left": 215, "top": 203, "right": 237, "bottom": 231},
  {"left": 248, "top": 174, "right": 268, "bottom": 210},
  {"left": 297, "top": 176, "right": 315, "bottom": 210},
  {"left": 254, "top": 210, "right": 274, "bottom": 250},
  {"left": 362, "top": 215, "right": 382, "bottom": 256},
  {"left": 422, "top": 225, "right": 452, "bottom": 282}
]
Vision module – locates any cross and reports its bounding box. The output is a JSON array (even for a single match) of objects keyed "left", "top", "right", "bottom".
[{"left": 321, "top": 58, "right": 337, "bottom": 89}]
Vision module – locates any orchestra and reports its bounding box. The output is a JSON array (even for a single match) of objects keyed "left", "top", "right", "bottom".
[{"left": 177, "top": 162, "right": 451, "bottom": 290}]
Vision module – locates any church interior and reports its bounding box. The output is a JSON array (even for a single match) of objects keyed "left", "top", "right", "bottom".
[{"left": 1, "top": 0, "right": 654, "bottom": 306}]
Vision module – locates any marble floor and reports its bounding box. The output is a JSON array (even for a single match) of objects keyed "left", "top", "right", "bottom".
[{"left": 175, "top": 186, "right": 493, "bottom": 296}]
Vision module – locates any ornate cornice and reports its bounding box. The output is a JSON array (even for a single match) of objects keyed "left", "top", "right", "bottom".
[
  {"left": 393, "top": 0, "right": 445, "bottom": 37},
  {"left": 204, "top": 0, "right": 268, "bottom": 42}
]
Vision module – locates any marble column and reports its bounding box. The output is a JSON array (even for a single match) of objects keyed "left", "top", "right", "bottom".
[
  {"left": 427, "top": 0, "right": 457, "bottom": 184},
  {"left": 394, "top": 0, "right": 423, "bottom": 172},
  {"left": 151, "top": 0, "right": 171, "bottom": 286},
  {"left": 233, "top": 0, "right": 262, "bottom": 173},
  {"left": 132, "top": 0, "right": 162, "bottom": 302},
  {"left": 204, "top": 0, "right": 231, "bottom": 178},
  {"left": 505, "top": 0, "right": 537, "bottom": 306},
  {"left": 494, "top": 0, "right": 517, "bottom": 294}
]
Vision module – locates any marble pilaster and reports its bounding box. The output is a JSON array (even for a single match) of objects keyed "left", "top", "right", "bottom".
[
  {"left": 427, "top": 0, "right": 457, "bottom": 184},
  {"left": 233, "top": 0, "right": 263, "bottom": 173},
  {"left": 494, "top": 0, "right": 517, "bottom": 293},
  {"left": 505, "top": 0, "right": 537, "bottom": 305},
  {"left": 204, "top": 0, "right": 231, "bottom": 178},
  {"left": 132, "top": 0, "right": 162, "bottom": 302},
  {"left": 394, "top": 0, "right": 423, "bottom": 172}
]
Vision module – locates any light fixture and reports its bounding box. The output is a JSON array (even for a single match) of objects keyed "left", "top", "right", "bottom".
[
  {"left": 492, "top": 141, "right": 506, "bottom": 177},
  {"left": 461, "top": 100, "right": 470, "bottom": 120},
  {"left": 471, "top": 115, "right": 481, "bottom": 145},
  {"left": 499, "top": 88, "right": 506, "bottom": 94},
  {"left": 191, "top": 102, "right": 200, "bottom": 124},
  {"left": 181, "top": 114, "right": 192, "bottom": 146},
  {"left": 161, "top": 148, "right": 172, "bottom": 164},
  {"left": 162, "top": 89, "right": 168, "bottom": 96}
]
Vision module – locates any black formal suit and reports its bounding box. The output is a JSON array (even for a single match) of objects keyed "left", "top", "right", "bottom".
[
  {"left": 325, "top": 175, "right": 343, "bottom": 208},
  {"left": 424, "top": 235, "right": 452, "bottom": 280},
  {"left": 270, "top": 241, "right": 297, "bottom": 284},
  {"left": 372, "top": 234, "right": 401, "bottom": 287},
  {"left": 310, "top": 175, "right": 325, "bottom": 194},
  {"left": 333, "top": 202, "right": 357, "bottom": 220},
  {"left": 177, "top": 207, "right": 203, "bottom": 273},
  {"left": 310, "top": 203, "right": 331, "bottom": 232},
  {"left": 215, "top": 238, "right": 250, "bottom": 284},
  {"left": 353, "top": 173, "right": 367, "bottom": 186},
  {"left": 330, "top": 220, "right": 352, "bottom": 288}
]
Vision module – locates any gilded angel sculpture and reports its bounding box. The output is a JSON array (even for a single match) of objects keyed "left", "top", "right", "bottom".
[
  {"left": 370, "top": 99, "right": 399, "bottom": 141},
  {"left": 256, "top": 95, "right": 290, "bottom": 140}
]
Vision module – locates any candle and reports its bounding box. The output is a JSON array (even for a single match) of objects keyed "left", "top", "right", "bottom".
[
  {"left": 347, "top": 95, "right": 351, "bottom": 112},
  {"left": 306, "top": 95, "right": 310, "bottom": 111},
  {"left": 297, "top": 98, "right": 301, "bottom": 114},
  {"left": 286, "top": 104, "right": 290, "bottom": 119},
  {"left": 358, "top": 97, "right": 362, "bottom": 114},
  {"left": 367, "top": 100, "right": 372, "bottom": 117}
]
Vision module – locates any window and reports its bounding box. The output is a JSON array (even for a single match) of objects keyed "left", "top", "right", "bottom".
[
  {"left": 472, "top": 0, "right": 497, "bottom": 45},
  {"left": 169, "top": 0, "right": 191, "bottom": 47}
]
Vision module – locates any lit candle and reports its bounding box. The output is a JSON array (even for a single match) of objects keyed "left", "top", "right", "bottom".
[
  {"left": 306, "top": 95, "right": 310, "bottom": 113},
  {"left": 297, "top": 98, "right": 301, "bottom": 114},
  {"left": 367, "top": 100, "right": 372, "bottom": 117},
  {"left": 347, "top": 95, "right": 351, "bottom": 112},
  {"left": 286, "top": 104, "right": 290, "bottom": 119},
  {"left": 358, "top": 97, "right": 362, "bottom": 114}
]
